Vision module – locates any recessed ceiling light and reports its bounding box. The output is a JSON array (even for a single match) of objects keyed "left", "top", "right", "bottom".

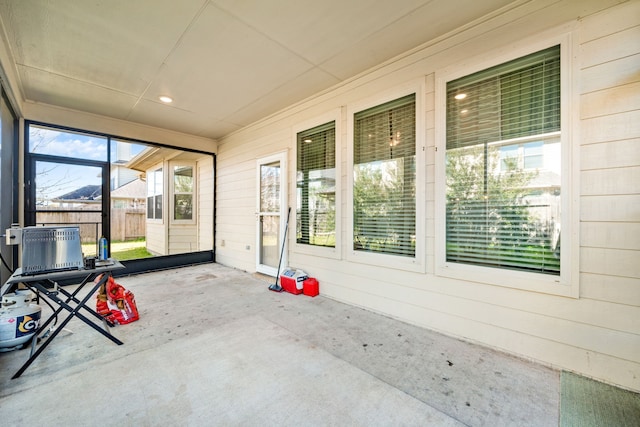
[
  {"left": 454, "top": 93, "right": 467, "bottom": 100},
  {"left": 159, "top": 95, "right": 173, "bottom": 103}
]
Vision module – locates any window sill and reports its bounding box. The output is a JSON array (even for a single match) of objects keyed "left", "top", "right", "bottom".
[
  {"left": 436, "top": 261, "right": 577, "bottom": 298},
  {"left": 293, "top": 242, "right": 341, "bottom": 260},
  {"left": 347, "top": 249, "right": 426, "bottom": 274}
]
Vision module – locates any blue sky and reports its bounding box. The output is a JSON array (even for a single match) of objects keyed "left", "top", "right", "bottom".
[{"left": 29, "top": 126, "right": 147, "bottom": 201}]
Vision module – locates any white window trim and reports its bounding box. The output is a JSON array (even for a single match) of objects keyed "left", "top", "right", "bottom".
[
  {"left": 292, "top": 108, "right": 342, "bottom": 260},
  {"left": 169, "top": 161, "right": 197, "bottom": 225},
  {"left": 434, "top": 31, "right": 579, "bottom": 298},
  {"left": 346, "top": 79, "right": 426, "bottom": 273}
]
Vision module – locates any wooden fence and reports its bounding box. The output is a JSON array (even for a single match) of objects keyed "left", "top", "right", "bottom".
[
  {"left": 111, "top": 209, "right": 146, "bottom": 241},
  {"left": 35, "top": 207, "right": 145, "bottom": 242}
]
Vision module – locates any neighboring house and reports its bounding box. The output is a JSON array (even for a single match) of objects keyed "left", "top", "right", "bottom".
[
  {"left": 110, "top": 178, "right": 146, "bottom": 210},
  {"left": 109, "top": 142, "right": 149, "bottom": 241},
  {"left": 109, "top": 178, "right": 146, "bottom": 242},
  {"left": 126, "top": 146, "right": 214, "bottom": 256},
  {"left": 111, "top": 140, "right": 143, "bottom": 191},
  {"left": 51, "top": 184, "right": 101, "bottom": 208}
]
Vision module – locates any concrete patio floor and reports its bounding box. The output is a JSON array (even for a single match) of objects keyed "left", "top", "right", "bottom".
[{"left": 0, "top": 262, "right": 562, "bottom": 426}]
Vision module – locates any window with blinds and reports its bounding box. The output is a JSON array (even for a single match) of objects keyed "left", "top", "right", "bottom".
[
  {"left": 296, "top": 121, "right": 336, "bottom": 247},
  {"left": 445, "top": 45, "right": 561, "bottom": 275},
  {"left": 353, "top": 94, "right": 416, "bottom": 257}
]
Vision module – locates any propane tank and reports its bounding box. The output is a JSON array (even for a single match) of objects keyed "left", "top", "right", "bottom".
[{"left": 0, "top": 290, "right": 42, "bottom": 352}]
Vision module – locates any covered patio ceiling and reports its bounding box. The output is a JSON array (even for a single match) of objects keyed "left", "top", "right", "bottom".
[{"left": 0, "top": 0, "right": 516, "bottom": 140}]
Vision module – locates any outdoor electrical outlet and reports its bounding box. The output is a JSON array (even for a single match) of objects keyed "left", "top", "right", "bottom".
[
  {"left": 246, "top": 245, "right": 250, "bottom": 250},
  {"left": 220, "top": 240, "right": 225, "bottom": 247}
]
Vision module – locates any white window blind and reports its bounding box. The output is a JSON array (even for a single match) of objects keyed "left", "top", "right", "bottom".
[
  {"left": 353, "top": 94, "right": 416, "bottom": 257},
  {"left": 445, "top": 45, "right": 561, "bottom": 275},
  {"left": 296, "top": 121, "right": 336, "bottom": 247}
]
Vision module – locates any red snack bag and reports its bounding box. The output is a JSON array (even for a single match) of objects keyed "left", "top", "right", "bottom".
[{"left": 96, "top": 275, "right": 139, "bottom": 325}]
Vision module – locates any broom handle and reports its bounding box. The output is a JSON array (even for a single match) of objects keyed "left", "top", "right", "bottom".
[{"left": 275, "top": 207, "right": 291, "bottom": 282}]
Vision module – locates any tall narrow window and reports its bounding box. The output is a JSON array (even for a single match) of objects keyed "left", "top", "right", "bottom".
[
  {"left": 173, "top": 165, "right": 194, "bottom": 221},
  {"left": 445, "top": 45, "right": 561, "bottom": 275},
  {"left": 353, "top": 94, "right": 416, "bottom": 257},
  {"left": 147, "top": 167, "right": 163, "bottom": 220},
  {"left": 296, "top": 121, "right": 336, "bottom": 247}
]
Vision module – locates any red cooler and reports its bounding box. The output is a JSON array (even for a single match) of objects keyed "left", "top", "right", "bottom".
[{"left": 280, "top": 269, "right": 307, "bottom": 295}]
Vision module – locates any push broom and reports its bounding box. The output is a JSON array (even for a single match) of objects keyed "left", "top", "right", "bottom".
[{"left": 269, "top": 207, "right": 291, "bottom": 292}]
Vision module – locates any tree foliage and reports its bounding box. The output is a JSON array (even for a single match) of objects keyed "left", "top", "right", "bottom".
[
  {"left": 353, "top": 158, "right": 415, "bottom": 255},
  {"left": 446, "top": 145, "right": 556, "bottom": 271}
]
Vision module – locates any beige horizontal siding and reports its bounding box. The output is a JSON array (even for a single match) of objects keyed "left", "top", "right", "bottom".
[
  {"left": 581, "top": 222, "right": 640, "bottom": 251},
  {"left": 581, "top": 273, "right": 640, "bottom": 306},
  {"left": 146, "top": 222, "right": 165, "bottom": 255},
  {"left": 581, "top": 110, "right": 640, "bottom": 145},
  {"left": 581, "top": 54, "right": 640, "bottom": 95},
  {"left": 581, "top": 166, "right": 640, "bottom": 196},
  {"left": 215, "top": 0, "right": 640, "bottom": 391},
  {"left": 198, "top": 157, "right": 214, "bottom": 251},
  {"left": 579, "top": 0, "right": 640, "bottom": 44},
  {"left": 581, "top": 195, "right": 640, "bottom": 222},
  {"left": 577, "top": 7, "right": 640, "bottom": 391},
  {"left": 581, "top": 81, "right": 640, "bottom": 119},
  {"left": 580, "top": 25, "right": 640, "bottom": 69},
  {"left": 581, "top": 139, "right": 640, "bottom": 170},
  {"left": 581, "top": 247, "right": 640, "bottom": 279}
]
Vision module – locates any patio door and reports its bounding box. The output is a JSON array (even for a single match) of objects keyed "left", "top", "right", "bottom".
[
  {"left": 256, "top": 152, "right": 287, "bottom": 276},
  {"left": 27, "top": 157, "right": 108, "bottom": 258},
  {"left": 25, "top": 124, "right": 110, "bottom": 258}
]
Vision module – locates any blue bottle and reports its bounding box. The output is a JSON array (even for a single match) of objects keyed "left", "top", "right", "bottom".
[{"left": 98, "top": 236, "right": 108, "bottom": 261}]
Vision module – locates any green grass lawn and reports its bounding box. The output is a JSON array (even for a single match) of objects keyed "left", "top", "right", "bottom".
[
  {"left": 82, "top": 238, "right": 153, "bottom": 261},
  {"left": 112, "top": 245, "right": 153, "bottom": 260}
]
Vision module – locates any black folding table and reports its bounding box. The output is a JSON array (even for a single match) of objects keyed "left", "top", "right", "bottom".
[{"left": 1, "top": 260, "right": 125, "bottom": 379}]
